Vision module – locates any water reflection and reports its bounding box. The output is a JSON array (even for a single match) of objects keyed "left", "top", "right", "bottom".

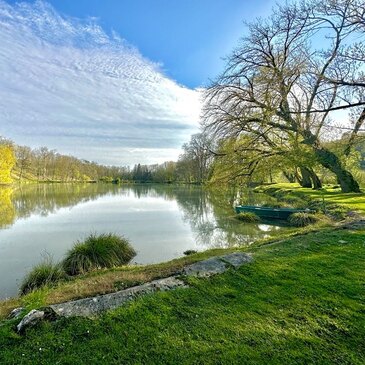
[
  {"left": 0, "top": 183, "right": 122, "bottom": 230},
  {"left": 0, "top": 184, "right": 289, "bottom": 298},
  {"left": 0, "top": 183, "right": 284, "bottom": 247},
  {"left": 0, "top": 187, "right": 16, "bottom": 228}
]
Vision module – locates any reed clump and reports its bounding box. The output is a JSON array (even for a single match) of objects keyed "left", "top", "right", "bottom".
[
  {"left": 288, "top": 212, "right": 320, "bottom": 227},
  {"left": 63, "top": 233, "right": 136, "bottom": 276},
  {"left": 20, "top": 257, "right": 66, "bottom": 295},
  {"left": 236, "top": 212, "right": 260, "bottom": 223}
]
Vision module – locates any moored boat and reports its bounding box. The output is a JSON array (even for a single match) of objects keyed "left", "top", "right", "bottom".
[{"left": 235, "top": 205, "right": 309, "bottom": 220}]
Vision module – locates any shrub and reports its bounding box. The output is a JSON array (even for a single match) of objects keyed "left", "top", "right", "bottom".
[
  {"left": 63, "top": 233, "right": 136, "bottom": 276},
  {"left": 236, "top": 212, "right": 260, "bottom": 223},
  {"left": 183, "top": 249, "right": 197, "bottom": 256},
  {"left": 288, "top": 212, "right": 320, "bottom": 227},
  {"left": 20, "top": 256, "right": 66, "bottom": 295}
]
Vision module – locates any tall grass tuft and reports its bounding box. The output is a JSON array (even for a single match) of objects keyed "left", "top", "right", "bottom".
[
  {"left": 20, "top": 255, "right": 66, "bottom": 295},
  {"left": 288, "top": 212, "right": 320, "bottom": 227},
  {"left": 236, "top": 212, "right": 260, "bottom": 223},
  {"left": 63, "top": 233, "right": 136, "bottom": 276},
  {"left": 183, "top": 249, "right": 197, "bottom": 256}
]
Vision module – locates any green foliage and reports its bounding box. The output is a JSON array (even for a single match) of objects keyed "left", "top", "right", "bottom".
[
  {"left": 0, "top": 144, "right": 15, "bottom": 184},
  {"left": 288, "top": 212, "right": 320, "bottom": 227},
  {"left": 99, "top": 176, "right": 114, "bottom": 183},
  {"left": 63, "top": 233, "right": 136, "bottom": 276},
  {"left": 236, "top": 212, "right": 260, "bottom": 223},
  {"left": 20, "top": 257, "right": 66, "bottom": 295}
]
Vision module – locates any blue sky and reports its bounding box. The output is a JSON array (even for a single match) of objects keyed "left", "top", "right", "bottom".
[
  {"left": 19, "top": 0, "right": 277, "bottom": 88},
  {"left": 0, "top": 0, "right": 277, "bottom": 165}
]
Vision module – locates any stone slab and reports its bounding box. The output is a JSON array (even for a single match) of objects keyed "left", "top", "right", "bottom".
[
  {"left": 17, "top": 309, "right": 44, "bottom": 333},
  {"left": 50, "top": 276, "right": 187, "bottom": 318},
  {"left": 219, "top": 252, "right": 253, "bottom": 267},
  {"left": 182, "top": 252, "right": 252, "bottom": 277},
  {"left": 182, "top": 257, "right": 227, "bottom": 277}
]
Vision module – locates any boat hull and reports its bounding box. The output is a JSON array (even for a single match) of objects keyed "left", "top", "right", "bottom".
[{"left": 235, "top": 205, "right": 307, "bottom": 220}]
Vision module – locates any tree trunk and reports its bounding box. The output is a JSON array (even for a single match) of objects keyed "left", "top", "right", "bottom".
[
  {"left": 299, "top": 167, "right": 312, "bottom": 188},
  {"left": 302, "top": 130, "right": 360, "bottom": 193},
  {"left": 308, "top": 168, "right": 322, "bottom": 190},
  {"left": 314, "top": 146, "right": 360, "bottom": 193},
  {"left": 283, "top": 171, "right": 296, "bottom": 183}
]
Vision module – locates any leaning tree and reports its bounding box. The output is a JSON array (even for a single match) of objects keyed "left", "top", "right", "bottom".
[{"left": 203, "top": 0, "right": 365, "bottom": 192}]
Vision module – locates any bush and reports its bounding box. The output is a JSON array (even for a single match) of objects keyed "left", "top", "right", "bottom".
[
  {"left": 20, "top": 256, "right": 66, "bottom": 295},
  {"left": 63, "top": 233, "right": 136, "bottom": 276},
  {"left": 236, "top": 212, "right": 260, "bottom": 223},
  {"left": 288, "top": 212, "right": 320, "bottom": 227}
]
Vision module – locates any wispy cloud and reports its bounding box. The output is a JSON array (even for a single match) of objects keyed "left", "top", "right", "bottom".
[{"left": 0, "top": 0, "right": 202, "bottom": 165}]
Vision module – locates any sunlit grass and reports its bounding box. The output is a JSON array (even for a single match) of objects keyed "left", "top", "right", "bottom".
[
  {"left": 259, "top": 183, "right": 365, "bottom": 213},
  {"left": 0, "top": 229, "right": 364, "bottom": 364}
]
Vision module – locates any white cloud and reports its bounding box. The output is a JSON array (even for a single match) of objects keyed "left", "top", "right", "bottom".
[{"left": 0, "top": 0, "right": 202, "bottom": 165}]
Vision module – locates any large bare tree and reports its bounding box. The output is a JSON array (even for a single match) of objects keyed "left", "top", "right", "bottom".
[{"left": 203, "top": 0, "right": 365, "bottom": 192}]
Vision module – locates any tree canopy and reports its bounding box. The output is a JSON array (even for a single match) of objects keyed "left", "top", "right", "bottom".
[{"left": 0, "top": 140, "right": 15, "bottom": 184}]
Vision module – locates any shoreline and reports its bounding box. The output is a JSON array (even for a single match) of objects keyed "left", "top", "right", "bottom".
[{"left": 1, "top": 183, "right": 364, "bottom": 318}]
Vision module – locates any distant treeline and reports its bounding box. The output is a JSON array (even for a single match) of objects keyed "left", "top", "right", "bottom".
[{"left": 0, "top": 133, "right": 212, "bottom": 184}]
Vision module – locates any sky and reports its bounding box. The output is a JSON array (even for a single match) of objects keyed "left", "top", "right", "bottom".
[{"left": 0, "top": 0, "right": 277, "bottom": 166}]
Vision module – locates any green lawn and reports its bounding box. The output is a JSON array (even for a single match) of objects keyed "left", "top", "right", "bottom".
[
  {"left": 1, "top": 228, "right": 364, "bottom": 364},
  {"left": 259, "top": 183, "right": 365, "bottom": 214}
]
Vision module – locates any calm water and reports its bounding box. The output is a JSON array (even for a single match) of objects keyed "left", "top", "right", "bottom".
[{"left": 0, "top": 184, "right": 287, "bottom": 299}]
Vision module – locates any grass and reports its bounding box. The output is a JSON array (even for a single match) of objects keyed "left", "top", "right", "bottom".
[
  {"left": 20, "top": 257, "right": 66, "bottom": 295},
  {"left": 258, "top": 183, "right": 365, "bottom": 214},
  {"left": 63, "top": 233, "right": 136, "bottom": 276},
  {"left": 0, "top": 228, "right": 364, "bottom": 364},
  {"left": 288, "top": 212, "right": 321, "bottom": 227},
  {"left": 236, "top": 212, "right": 260, "bottom": 222}
]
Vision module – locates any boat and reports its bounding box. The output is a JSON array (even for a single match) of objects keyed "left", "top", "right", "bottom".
[{"left": 235, "top": 205, "right": 310, "bottom": 220}]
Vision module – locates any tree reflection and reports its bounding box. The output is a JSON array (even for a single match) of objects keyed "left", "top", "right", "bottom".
[
  {"left": 0, "top": 184, "right": 118, "bottom": 226},
  {"left": 0, "top": 187, "right": 16, "bottom": 228},
  {"left": 0, "top": 183, "right": 286, "bottom": 248}
]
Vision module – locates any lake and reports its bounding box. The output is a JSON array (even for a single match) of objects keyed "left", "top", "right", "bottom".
[{"left": 0, "top": 183, "right": 288, "bottom": 299}]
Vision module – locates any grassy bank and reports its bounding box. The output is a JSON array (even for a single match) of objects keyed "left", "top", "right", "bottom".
[
  {"left": 0, "top": 247, "right": 241, "bottom": 320},
  {"left": 1, "top": 227, "right": 364, "bottom": 364},
  {"left": 258, "top": 183, "right": 365, "bottom": 214},
  {"left": 0, "top": 183, "right": 364, "bottom": 363}
]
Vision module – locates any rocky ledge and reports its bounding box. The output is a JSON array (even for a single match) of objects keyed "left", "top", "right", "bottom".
[{"left": 14, "top": 252, "right": 253, "bottom": 333}]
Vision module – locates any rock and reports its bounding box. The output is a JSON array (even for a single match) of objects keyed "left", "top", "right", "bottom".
[
  {"left": 50, "top": 276, "right": 187, "bottom": 318},
  {"left": 7, "top": 307, "right": 25, "bottom": 320},
  {"left": 183, "top": 257, "right": 227, "bottom": 277},
  {"left": 17, "top": 309, "right": 45, "bottom": 333},
  {"left": 183, "top": 252, "right": 253, "bottom": 277},
  {"left": 219, "top": 252, "right": 253, "bottom": 267}
]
